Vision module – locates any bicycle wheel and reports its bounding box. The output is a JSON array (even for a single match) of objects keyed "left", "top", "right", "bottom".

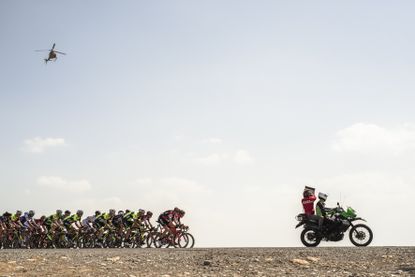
[
  {"left": 185, "top": 233, "right": 195, "bottom": 248},
  {"left": 146, "top": 231, "right": 157, "bottom": 248},
  {"left": 176, "top": 233, "right": 190, "bottom": 248},
  {"left": 153, "top": 233, "right": 171, "bottom": 248},
  {"left": 133, "top": 232, "right": 146, "bottom": 248}
]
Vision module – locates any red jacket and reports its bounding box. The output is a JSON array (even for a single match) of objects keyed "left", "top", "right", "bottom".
[{"left": 302, "top": 195, "right": 317, "bottom": 215}]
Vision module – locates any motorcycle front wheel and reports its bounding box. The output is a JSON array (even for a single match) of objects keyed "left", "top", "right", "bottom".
[
  {"left": 300, "top": 228, "right": 321, "bottom": 247},
  {"left": 349, "top": 224, "right": 373, "bottom": 247}
]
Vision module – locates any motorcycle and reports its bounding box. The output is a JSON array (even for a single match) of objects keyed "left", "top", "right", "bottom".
[{"left": 295, "top": 203, "right": 373, "bottom": 247}]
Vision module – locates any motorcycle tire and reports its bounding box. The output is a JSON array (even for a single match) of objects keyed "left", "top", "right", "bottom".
[
  {"left": 300, "top": 227, "right": 321, "bottom": 247},
  {"left": 349, "top": 224, "right": 373, "bottom": 247}
]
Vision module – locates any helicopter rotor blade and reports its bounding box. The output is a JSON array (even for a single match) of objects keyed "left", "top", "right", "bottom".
[
  {"left": 34, "top": 49, "right": 50, "bottom": 52},
  {"left": 54, "top": 51, "right": 66, "bottom": 55},
  {"left": 52, "top": 43, "right": 56, "bottom": 50}
]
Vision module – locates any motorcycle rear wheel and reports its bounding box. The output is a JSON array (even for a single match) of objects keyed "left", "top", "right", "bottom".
[
  {"left": 349, "top": 224, "right": 373, "bottom": 247},
  {"left": 300, "top": 228, "right": 321, "bottom": 247}
]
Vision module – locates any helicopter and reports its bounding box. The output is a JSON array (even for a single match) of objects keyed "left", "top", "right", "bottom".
[{"left": 35, "top": 43, "right": 66, "bottom": 64}]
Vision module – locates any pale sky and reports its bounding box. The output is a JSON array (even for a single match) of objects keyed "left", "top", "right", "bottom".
[{"left": 1, "top": 1, "right": 415, "bottom": 247}]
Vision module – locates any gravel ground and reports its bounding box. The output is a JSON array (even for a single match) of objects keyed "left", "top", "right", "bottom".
[{"left": 0, "top": 247, "right": 414, "bottom": 276}]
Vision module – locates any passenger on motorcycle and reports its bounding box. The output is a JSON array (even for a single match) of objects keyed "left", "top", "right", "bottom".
[{"left": 302, "top": 186, "right": 317, "bottom": 216}]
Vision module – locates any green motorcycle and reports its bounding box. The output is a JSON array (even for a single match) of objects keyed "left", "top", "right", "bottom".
[{"left": 295, "top": 203, "right": 373, "bottom": 247}]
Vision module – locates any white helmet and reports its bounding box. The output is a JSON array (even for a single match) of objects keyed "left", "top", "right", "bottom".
[{"left": 318, "top": 192, "right": 328, "bottom": 201}]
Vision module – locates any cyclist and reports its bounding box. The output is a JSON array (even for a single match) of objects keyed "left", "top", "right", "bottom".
[
  {"left": 158, "top": 207, "right": 185, "bottom": 239},
  {"left": 112, "top": 210, "right": 125, "bottom": 230},
  {"left": 19, "top": 210, "right": 37, "bottom": 247},
  {"left": 34, "top": 215, "right": 47, "bottom": 234},
  {"left": 123, "top": 209, "right": 136, "bottom": 228},
  {"left": 44, "top": 210, "right": 65, "bottom": 240},
  {"left": 124, "top": 209, "right": 145, "bottom": 241},
  {"left": 143, "top": 211, "right": 154, "bottom": 230},
  {"left": 94, "top": 209, "right": 116, "bottom": 244},
  {"left": 94, "top": 209, "right": 115, "bottom": 228},
  {"left": 63, "top": 210, "right": 71, "bottom": 218},
  {"left": 11, "top": 210, "right": 23, "bottom": 229},
  {"left": 63, "top": 210, "right": 83, "bottom": 232},
  {"left": 20, "top": 210, "right": 37, "bottom": 230},
  {"left": 81, "top": 212, "right": 100, "bottom": 233},
  {"left": 45, "top": 210, "right": 63, "bottom": 228},
  {"left": 0, "top": 212, "right": 12, "bottom": 234}
]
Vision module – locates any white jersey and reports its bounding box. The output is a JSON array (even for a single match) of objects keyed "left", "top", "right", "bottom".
[{"left": 81, "top": 215, "right": 96, "bottom": 227}]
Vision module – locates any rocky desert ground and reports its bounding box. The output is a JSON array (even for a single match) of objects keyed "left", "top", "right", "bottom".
[{"left": 0, "top": 247, "right": 414, "bottom": 277}]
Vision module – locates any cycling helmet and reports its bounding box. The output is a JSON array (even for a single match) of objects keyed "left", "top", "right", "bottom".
[
  {"left": 3, "top": 212, "right": 12, "bottom": 217},
  {"left": 174, "top": 207, "right": 180, "bottom": 212},
  {"left": 28, "top": 210, "right": 35, "bottom": 217},
  {"left": 179, "top": 209, "right": 185, "bottom": 216},
  {"left": 318, "top": 192, "right": 328, "bottom": 201},
  {"left": 146, "top": 211, "right": 153, "bottom": 217},
  {"left": 109, "top": 209, "right": 116, "bottom": 216},
  {"left": 118, "top": 210, "right": 124, "bottom": 215},
  {"left": 16, "top": 210, "right": 22, "bottom": 216},
  {"left": 56, "top": 209, "right": 63, "bottom": 216},
  {"left": 125, "top": 209, "right": 131, "bottom": 213},
  {"left": 138, "top": 209, "right": 145, "bottom": 214},
  {"left": 64, "top": 210, "right": 71, "bottom": 215},
  {"left": 76, "top": 210, "right": 84, "bottom": 216},
  {"left": 95, "top": 210, "right": 101, "bottom": 216}
]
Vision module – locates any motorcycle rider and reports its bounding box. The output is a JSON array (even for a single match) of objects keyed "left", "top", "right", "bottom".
[{"left": 316, "top": 192, "right": 333, "bottom": 231}]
